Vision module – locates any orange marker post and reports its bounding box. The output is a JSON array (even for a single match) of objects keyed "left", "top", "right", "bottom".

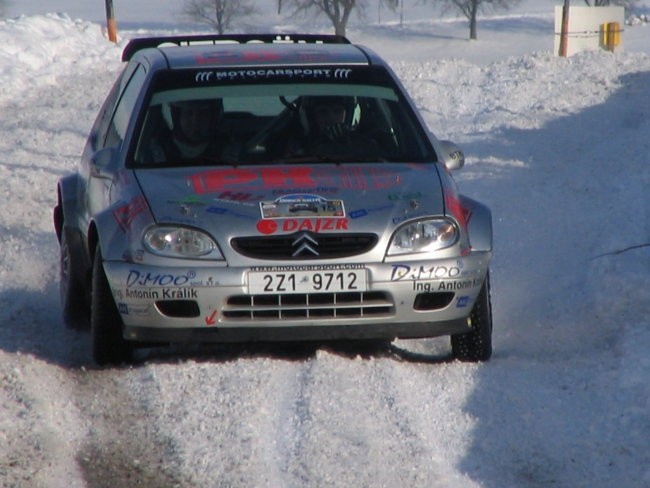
[
  {"left": 559, "top": 0, "right": 570, "bottom": 57},
  {"left": 105, "top": 0, "right": 117, "bottom": 43}
]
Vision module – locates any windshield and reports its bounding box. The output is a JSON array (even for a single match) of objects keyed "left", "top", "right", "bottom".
[{"left": 131, "top": 67, "right": 437, "bottom": 167}]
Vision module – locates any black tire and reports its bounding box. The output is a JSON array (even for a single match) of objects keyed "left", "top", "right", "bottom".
[
  {"left": 60, "top": 230, "right": 89, "bottom": 329},
  {"left": 451, "top": 272, "right": 493, "bottom": 362},
  {"left": 91, "top": 246, "right": 132, "bottom": 365}
]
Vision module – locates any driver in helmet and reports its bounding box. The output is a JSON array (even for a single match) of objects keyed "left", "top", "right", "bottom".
[
  {"left": 150, "top": 98, "right": 224, "bottom": 163},
  {"left": 277, "top": 95, "right": 379, "bottom": 159},
  {"left": 302, "top": 95, "right": 355, "bottom": 144}
]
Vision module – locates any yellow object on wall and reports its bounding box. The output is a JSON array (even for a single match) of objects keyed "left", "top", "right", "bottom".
[
  {"left": 607, "top": 21, "right": 621, "bottom": 49},
  {"left": 601, "top": 22, "right": 621, "bottom": 51}
]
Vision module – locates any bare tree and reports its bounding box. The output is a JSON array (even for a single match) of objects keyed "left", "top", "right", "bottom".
[
  {"left": 380, "top": 0, "right": 404, "bottom": 25},
  {"left": 182, "top": 0, "right": 257, "bottom": 34},
  {"left": 381, "top": 0, "right": 401, "bottom": 11},
  {"left": 431, "top": 0, "right": 521, "bottom": 40},
  {"left": 289, "top": 0, "right": 364, "bottom": 37}
]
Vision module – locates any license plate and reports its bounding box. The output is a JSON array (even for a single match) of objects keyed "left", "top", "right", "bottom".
[{"left": 248, "top": 267, "right": 367, "bottom": 294}]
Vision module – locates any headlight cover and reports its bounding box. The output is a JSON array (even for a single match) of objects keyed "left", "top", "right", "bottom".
[
  {"left": 143, "top": 226, "right": 222, "bottom": 259},
  {"left": 387, "top": 218, "right": 458, "bottom": 256}
]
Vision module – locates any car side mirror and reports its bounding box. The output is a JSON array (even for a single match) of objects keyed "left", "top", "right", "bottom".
[
  {"left": 438, "top": 140, "right": 465, "bottom": 170},
  {"left": 90, "top": 147, "right": 118, "bottom": 179}
]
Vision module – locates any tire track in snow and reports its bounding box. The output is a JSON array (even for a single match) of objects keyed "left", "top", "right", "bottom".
[
  {"left": 375, "top": 359, "right": 482, "bottom": 487},
  {"left": 71, "top": 366, "right": 193, "bottom": 488},
  {"left": 0, "top": 353, "right": 86, "bottom": 486},
  {"left": 308, "top": 350, "right": 420, "bottom": 487},
  {"left": 126, "top": 350, "right": 303, "bottom": 487},
  {"left": 264, "top": 347, "right": 433, "bottom": 487},
  {"left": 1, "top": 74, "right": 194, "bottom": 487},
  {"left": 273, "top": 355, "right": 318, "bottom": 487},
  {"left": 262, "top": 344, "right": 481, "bottom": 488}
]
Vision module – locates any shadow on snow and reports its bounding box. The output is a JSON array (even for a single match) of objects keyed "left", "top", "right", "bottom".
[{"left": 457, "top": 69, "right": 650, "bottom": 487}]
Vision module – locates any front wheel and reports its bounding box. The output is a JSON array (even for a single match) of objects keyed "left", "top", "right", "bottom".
[
  {"left": 91, "top": 246, "right": 132, "bottom": 365},
  {"left": 451, "top": 272, "right": 493, "bottom": 362},
  {"left": 60, "top": 230, "right": 89, "bottom": 329}
]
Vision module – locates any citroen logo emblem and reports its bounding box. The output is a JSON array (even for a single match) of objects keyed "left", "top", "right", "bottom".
[{"left": 292, "top": 232, "right": 319, "bottom": 257}]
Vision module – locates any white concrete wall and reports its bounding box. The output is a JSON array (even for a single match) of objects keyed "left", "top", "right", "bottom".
[{"left": 555, "top": 6, "right": 625, "bottom": 56}]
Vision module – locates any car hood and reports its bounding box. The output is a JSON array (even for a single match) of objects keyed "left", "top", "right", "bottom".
[{"left": 134, "top": 163, "right": 445, "bottom": 256}]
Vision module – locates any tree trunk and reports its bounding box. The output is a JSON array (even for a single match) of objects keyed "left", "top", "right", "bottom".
[{"left": 469, "top": 1, "right": 478, "bottom": 40}]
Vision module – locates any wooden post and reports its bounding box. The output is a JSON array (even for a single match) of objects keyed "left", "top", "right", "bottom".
[
  {"left": 105, "top": 0, "right": 117, "bottom": 43},
  {"left": 559, "top": 0, "right": 571, "bottom": 57}
]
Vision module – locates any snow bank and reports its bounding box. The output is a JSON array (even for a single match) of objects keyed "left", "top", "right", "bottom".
[{"left": 0, "top": 13, "right": 121, "bottom": 102}]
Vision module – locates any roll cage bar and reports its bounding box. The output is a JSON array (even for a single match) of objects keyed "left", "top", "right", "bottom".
[{"left": 122, "top": 34, "right": 351, "bottom": 62}]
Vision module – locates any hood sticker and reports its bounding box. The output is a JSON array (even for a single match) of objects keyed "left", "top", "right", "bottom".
[
  {"left": 256, "top": 218, "right": 349, "bottom": 235},
  {"left": 260, "top": 194, "right": 345, "bottom": 219},
  {"left": 348, "top": 204, "right": 394, "bottom": 219},
  {"left": 113, "top": 196, "right": 148, "bottom": 232},
  {"left": 189, "top": 166, "right": 402, "bottom": 195}
]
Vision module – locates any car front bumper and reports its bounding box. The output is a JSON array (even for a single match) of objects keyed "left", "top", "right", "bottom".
[{"left": 104, "top": 251, "right": 491, "bottom": 344}]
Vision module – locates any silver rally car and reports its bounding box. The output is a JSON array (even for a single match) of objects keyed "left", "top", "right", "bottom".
[{"left": 53, "top": 34, "right": 493, "bottom": 365}]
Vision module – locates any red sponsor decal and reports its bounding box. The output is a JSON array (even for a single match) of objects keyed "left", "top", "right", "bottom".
[
  {"left": 438, "top": 165, "right": 471, "bottom": 231},
  {"left": 190, "top": 166, "right": 403, "bottom": 195},
  {"left": 196, "top": 51, "right": 282, "bottom": 65},
  {"left": 242, "top": 51, "right": 282, "bottom": 62},
  {"left": 205, "top": 310, "right": 218, "bottom": 326},
  {"left": 257, "top": 218, "right": 349, "bottom": 235},
  {"left": 216, "top": 190, "right": 264, "bottom": 202},
  {"left": 113, "top": 196, "right": 148, "bottom": 231},
  {"left": 257, "top": 220, "right": 278, "bottom": 235},
  {"left": 444, "top": 191, "right": 473, "bottom": 257},
  {"left": 444, "top": 193, "right": 472, "bottom": 231},
  {"left": 191, "top": 167, "right": 315, "bottom": 194}
]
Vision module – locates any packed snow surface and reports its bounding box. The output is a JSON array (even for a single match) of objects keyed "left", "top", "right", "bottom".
[{"left": 1, "top": 3, "right": 649, "bottom": 487}]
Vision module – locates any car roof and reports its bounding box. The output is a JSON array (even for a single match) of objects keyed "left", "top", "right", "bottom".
[{"left": 122, "top": 34, "right": 376, "bottom": 69}]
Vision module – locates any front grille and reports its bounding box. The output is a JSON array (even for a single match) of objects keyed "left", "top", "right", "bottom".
[
  {"left": 223, "top": 291, "right": 394, "bottom": 320},
  {"left": 231, "top": 233, "right": 378, "bottom": 260}
]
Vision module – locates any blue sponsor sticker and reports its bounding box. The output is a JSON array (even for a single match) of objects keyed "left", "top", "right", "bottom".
[
  {"left": 349, "top": 204, "right": 394, "bottom": 219},
  {"left": 207, "top": 206, "right": 228, "bottom": 214},
  {"left": 456, "top": 296, "right": 471, "bottom": 308},
  {"left": 349, "top": 209, "right": 369, "bottom": 219}
]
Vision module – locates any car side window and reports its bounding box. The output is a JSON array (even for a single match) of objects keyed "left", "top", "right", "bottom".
[
  {"left": 104, "top": 63, "right": 146, "bottom": 150},
  {"left": 83, "top": 76, "right": 122, "bottom": 158}
]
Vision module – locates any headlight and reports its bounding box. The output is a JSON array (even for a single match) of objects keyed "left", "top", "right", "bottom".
[
  {"left": 143, "top": 226, "right": 222, "bottom": 259},
  {"left": 387, "top": 218, "right": 458, "bottom": 256}
]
